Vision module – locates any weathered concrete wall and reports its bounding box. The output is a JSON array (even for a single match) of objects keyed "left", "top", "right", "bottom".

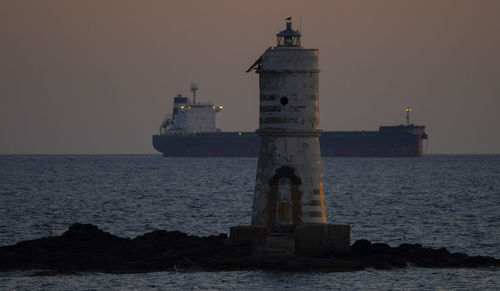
[
  {"left": 253, "top": 134, "right": 326, "bottom": 226},
  {"left": 258, "top": 49, "right": 320, "bottom": 131},
  {"left": 295, "top": 224, "right": 351, "bottom": 254},
  {"left": 260, "top": 48, "right": 319, "bottom": 72}
]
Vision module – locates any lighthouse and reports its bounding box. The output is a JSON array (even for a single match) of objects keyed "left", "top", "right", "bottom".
[
  {"left": 231, "top": 19, "right": 349, "bottom": 254},
  {"left": 251, "top": 19, "right": 325, "bottom": 228}
]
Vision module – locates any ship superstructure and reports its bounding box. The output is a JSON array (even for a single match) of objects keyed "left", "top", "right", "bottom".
[{"left": 159, "top": 83, "right": 223, "bottom": 135}]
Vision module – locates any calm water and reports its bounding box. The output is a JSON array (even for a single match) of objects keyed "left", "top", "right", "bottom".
[{"left": 0, "top": 155, "right": 499, "bottom": 290}]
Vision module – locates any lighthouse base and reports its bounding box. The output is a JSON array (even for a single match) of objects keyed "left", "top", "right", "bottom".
[
  {"left": 229, "top": 224, "right": 350, "bottom": 255},
  {"left": 295, "top": 224, "right": 350, "bottom": 254}
]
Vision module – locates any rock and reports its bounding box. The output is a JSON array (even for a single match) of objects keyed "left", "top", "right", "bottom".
[
  {"left": 370, "top": 243, "right": 392, "bottom": 255},
  {"left": 31, "top": 269, "right": 81, "bottom": 277},
  {"left": 0, "top": 224, "right": 499, "bottom": 274},
  {"left": 350, "top": 239, "right": 372, "bottom": 256}
]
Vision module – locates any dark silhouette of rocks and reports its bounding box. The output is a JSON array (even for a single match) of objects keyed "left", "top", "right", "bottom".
[
  {"left": 0, "top": 223, "right": 498, "bottom": 275},
  {"left": 349, "top": 239, "right": 499, "bottom": 269}
]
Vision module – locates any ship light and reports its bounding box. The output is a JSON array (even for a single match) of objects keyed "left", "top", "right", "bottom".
[
  {"left": 188, "top": 107, "right": 191, "bottom": 109},
  {"left": 219, "top": 105, "right": 223, "bottom": 109},
  {"left": 238, "top": 132, "right": 242, "bottom": 136},
  {"left": 405, "top": 107, "right": 411, "bottom": 112},
  {"left": 212, "top": 106, "right": 216, "bottom": 110},
  {"left": 180, "top": 106, "right": 185, "bottom": 109}
]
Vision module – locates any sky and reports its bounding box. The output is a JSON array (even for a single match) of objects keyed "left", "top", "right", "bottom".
[{"left": 1, "top": 0, "right": 499, "bottom": 154}]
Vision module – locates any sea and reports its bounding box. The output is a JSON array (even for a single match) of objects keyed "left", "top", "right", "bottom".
[{"left": 0, "top": 155, "right": 499, "bottom": 290}]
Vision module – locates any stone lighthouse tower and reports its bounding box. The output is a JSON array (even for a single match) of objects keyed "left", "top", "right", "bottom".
[
  {"left": 232, "top": 19, "right": 349, "bottom": 255},
  {"left": 251, "top": 20, "right": 325, "bottom": 228}
]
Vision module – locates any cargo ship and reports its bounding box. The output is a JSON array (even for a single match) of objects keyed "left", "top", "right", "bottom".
[{"left": 152, "top": 84, "right": 428, "bottom": 157}]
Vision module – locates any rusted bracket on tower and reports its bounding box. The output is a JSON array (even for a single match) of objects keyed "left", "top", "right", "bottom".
[{"left": 246, "top": 47, "right": 271, "bottom": 73}]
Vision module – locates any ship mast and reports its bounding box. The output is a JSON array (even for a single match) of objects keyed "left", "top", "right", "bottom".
[
  {"left": 405, "top": 107, "right": 412, "bottom": 126},
  {"left": 191, "top": 83, "right": 198, "bottom": 104}
]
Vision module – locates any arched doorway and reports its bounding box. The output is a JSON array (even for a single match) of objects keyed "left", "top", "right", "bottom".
[{"left": 267, "top": 166, "right": 302, "bottom": 227}]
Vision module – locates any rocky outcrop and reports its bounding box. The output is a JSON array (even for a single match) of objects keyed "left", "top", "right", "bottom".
[
  {"left": 0, "top": 223, "right": 498, "bottom": 275},
  {"left": 349, "top": 239, "right": 499, "bottom": 269}
]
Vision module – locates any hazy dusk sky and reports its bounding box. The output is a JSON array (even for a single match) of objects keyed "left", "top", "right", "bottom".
[{"left": 1, "top": 0, "right": 499, "bottom": 154}]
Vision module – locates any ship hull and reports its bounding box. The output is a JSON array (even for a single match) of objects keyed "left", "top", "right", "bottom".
[{"left": 153, "top": 126, "right": 427, "bottom": 157}]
